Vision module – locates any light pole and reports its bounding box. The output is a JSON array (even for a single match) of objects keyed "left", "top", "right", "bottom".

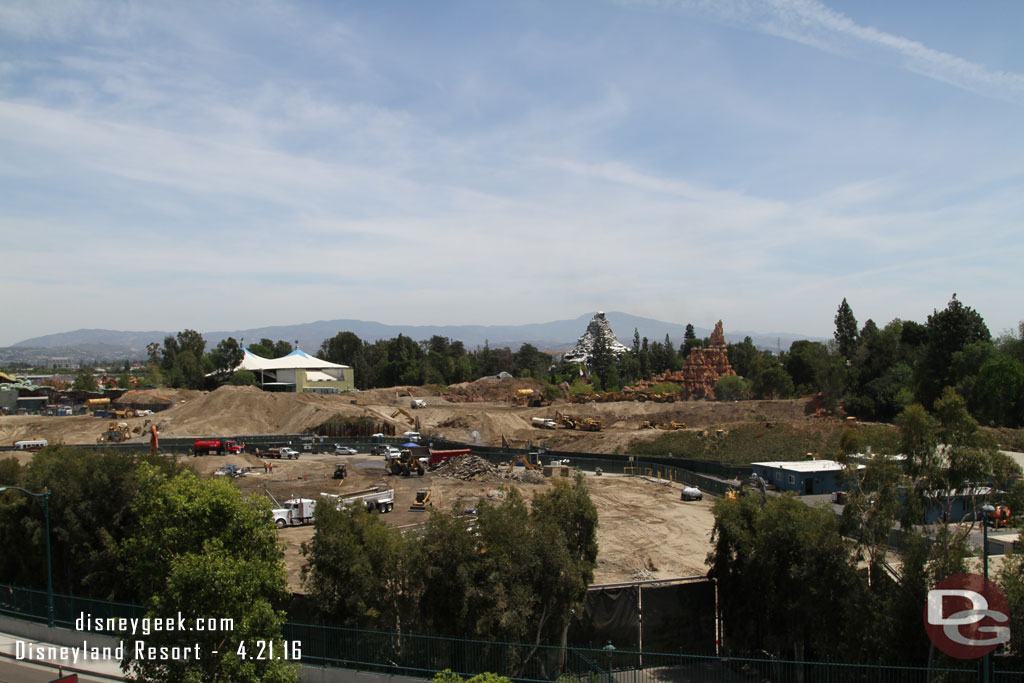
[
  {"left": 981, "top": 502, "right": 995, "bottom": 683},
  {"left": 0, "top": 486, "right": 54, "bottom": 628}
]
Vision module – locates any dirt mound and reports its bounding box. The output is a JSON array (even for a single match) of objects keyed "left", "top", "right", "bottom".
[
  {"left": 152, "top": 385, "right": 392, "bottom": 437},
  {"left": 441, "top": 377, "right": 548, "bottom": 403}
]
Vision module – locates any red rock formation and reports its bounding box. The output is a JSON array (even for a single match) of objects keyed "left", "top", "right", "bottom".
[{"left": 650, "top": 320, "right": 736, "bottom": 399}]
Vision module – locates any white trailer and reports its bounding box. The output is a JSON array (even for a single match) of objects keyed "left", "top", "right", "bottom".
[{"left": 321, "top": 485, "right": 395, "bottom": 513}]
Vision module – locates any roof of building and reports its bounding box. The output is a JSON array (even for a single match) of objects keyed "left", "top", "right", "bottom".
[
  {"left": 238, "top": 348, "right": 351, "bottom": 372},
  {"left": 751, "top": 459, "right": 860, "bottom": 473}
]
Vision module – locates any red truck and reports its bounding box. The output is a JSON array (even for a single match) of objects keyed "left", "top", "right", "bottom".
[
  {"left": 428, "top": 449, "right": 472, "bottom": 467},
  {"left": 193, "top": 438, "right": 244, "bottom": 455}
]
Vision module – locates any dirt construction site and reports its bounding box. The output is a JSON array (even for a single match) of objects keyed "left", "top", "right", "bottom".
[{"left": 0, "top": 381, "right": 815, "bottom": 591}]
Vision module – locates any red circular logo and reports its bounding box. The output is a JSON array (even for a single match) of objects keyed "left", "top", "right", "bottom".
[{"left": 923, "top": 573, "right": 1010, "bottom": 659}]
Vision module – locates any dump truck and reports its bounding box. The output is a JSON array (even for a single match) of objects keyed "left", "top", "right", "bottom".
[
  {"left": 321, "top": 485, "right": 395, "bottom": 513},
  {"left": 410, "top": 399, "right": 427, "bottom": 409}
]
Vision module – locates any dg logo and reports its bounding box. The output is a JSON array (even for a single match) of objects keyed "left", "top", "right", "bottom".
[{"left": 924, "top": 574, "right": 1010, "bottom": 659}]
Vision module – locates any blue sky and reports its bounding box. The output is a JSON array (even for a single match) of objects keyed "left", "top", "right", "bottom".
[{"left": 2, "top": 0, "right": 1022, "bottom": 347}]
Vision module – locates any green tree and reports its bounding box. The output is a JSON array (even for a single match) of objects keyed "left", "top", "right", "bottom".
[
  {"left": 71, "top": 368, "right": 98, "bottom": 392},
  {"left": 996, "top": 550, "right": 1024, "bottom": 659},
  {"left": 318, "top": 331, "right": 370, "bottom": 388},
  {"left": 714, "top": 374, "right": 748, "bottom": 401},
  {"left": 302, "top": 503, "right": 419, "bottom": 633},
  {"left": 707, "top": 494, "right": 864, "bottom": 661},
  {"left": 749, "top": 353, "right": 793, "bottom": 399},
  {"left": 973, "top": 354, "right": 1024, "bottom": 427},
  {"left": 919, "top": 294, "right": 990, "bottom": 407},
  {"left": 726, "top": 336, "right": 758, "bottom": 378},
  {"left": 123, "top": 468, "right": 297, "bottom": 682},
  {"left": 208, "top": 336, "right": 244, "bottom": 382},
  {"left": 0, "top": 447, "right": 183, "bottom": 599},
  {"left": 783, "top": 340, "right": 829, "bottom": 395},
  {"left": 228, "top": 369, "right": 258, "bottom": 386},
  {"left": 682, "top": 323, "right": 702, "bottom": 358},
  {"left": 834, "top": 298, "right": 859, "bottom": 360}
]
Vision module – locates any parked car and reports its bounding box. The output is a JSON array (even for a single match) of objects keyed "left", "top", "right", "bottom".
[
  {"left": 334, "top": 445, "right": 358, "bottom": 455},
  {"left": 680, "top": 486, "right": 703, "bottom": 501}
]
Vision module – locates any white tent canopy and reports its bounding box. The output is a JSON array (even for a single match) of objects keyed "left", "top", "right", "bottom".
[{"left": 237, "top": 348, "right": 351, "bottom": 372}]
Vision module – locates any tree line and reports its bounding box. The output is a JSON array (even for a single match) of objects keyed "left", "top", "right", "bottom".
[
  {"left": 0, "top": 448, "right": 297, "bottom": 682},
  {"left": 301, "top": 473, "right": 598, "bottom": 678},
  {"left": 710, "top": 389, "right": 1024, "bottom": 666},
  {"left": 116, "top": 293, "right": 1024, "bottom": 429},
  {"left": 0, "top": 448, "right": 597, "bottom": 680}
]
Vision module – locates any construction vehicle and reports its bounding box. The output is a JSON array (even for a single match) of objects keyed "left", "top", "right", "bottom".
[
  {"left": 410, "top": 399, "right": 427, "bottom": 409},
  {"left": 555, "top": 412, "right": 603, "bottom": 431},
  {"left": 333, "top": 463, "right": 348, "bottom": 480},
  {"left": 385, "top": 450, "right": 426, "bottom": 476},
  {"left": 321, "top": 485, "right": 394, "bottom": 513},
  {"left": 726, "top": 474, "right": 768, "bottom": 502},
  {"left": 272, "top": 498, "right": 317, "bottom": 528},
  {"left": 987, "top": 505, "right": 1012, "bottom": 528},
  {"left": 531, "top": 417, "right": 557, "bottom": 429},
  {"left": 514, "top": 389, "right": 549, "bottom": 407},
  {"left": 97, "top": 422, "right": 132, "bottom": 443},
  {"left": 110, "top": 408, "right": 135, "bottom": 419},
  {"left": 410, "top": 489, "right": 432, "bottom": 511},
  {"left": 193, "top": 438, "right": 245, "bottom": 455},
  {"left": 506, "top": 455, "right": 540, "bottom": 473}
]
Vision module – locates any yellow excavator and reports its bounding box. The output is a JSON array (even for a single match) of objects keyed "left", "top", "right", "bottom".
[
  {"left": 97, "top": 422, "right": 131, "bottom": 443},
  {"left": 506, "top": 455, "right": 540, "bottom": 473}
]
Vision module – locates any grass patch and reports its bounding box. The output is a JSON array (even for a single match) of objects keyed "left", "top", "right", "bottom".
[{"left": 630, "top": 421, "right": 902, "bottom": 465}]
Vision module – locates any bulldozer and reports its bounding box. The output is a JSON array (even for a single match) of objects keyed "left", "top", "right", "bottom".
[
  {"left": 385, "top": 450, "right": 425, "bottom": 477},
  {"left": 410, "top": 489, "right": 432, "bottom": 511},
  {"left": 97, "top": 422, "right": 132, "bottom": 443}
]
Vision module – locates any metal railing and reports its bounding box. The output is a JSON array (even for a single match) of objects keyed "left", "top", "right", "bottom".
[{"left": 2, "top": 583, "right": 1020, "bottom": 682}]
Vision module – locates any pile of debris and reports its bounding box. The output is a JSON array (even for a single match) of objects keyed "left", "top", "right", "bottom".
[
  {"left": 433, "top": 454, "right": 499, "bottom": 481},
  {"left": 503, "top": 469, "right": 545, "bottom": 484}
]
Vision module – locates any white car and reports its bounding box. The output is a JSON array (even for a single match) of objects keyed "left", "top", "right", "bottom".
[
  {"left": 334, "top": 445, "right": 358, "bottom": 455},
  {"left": 680, "top": 486, "right": 703, "bottom": 501},
  {"left": 279, "top": 447, "right": 300, "bottom": 460}
]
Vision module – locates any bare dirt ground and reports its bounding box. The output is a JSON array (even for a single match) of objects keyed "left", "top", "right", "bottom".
[
  {"left": 0, "top": 381, "right": 796, "bottom": 593},
  {"left": 0, "top": 383, "right": 811, "bottom": 454},
  {"left": 220, "top": 451, "right": 716, "bottom": 591}
]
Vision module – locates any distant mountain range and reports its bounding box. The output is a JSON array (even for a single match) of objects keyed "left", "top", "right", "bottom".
[{"left": 4, "top": 313, "right": 823, "bottom": 363}]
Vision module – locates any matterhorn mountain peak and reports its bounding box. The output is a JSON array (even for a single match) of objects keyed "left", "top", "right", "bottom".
[{"left": 563, "top": 312, "right": 630, "bottom": 364}]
